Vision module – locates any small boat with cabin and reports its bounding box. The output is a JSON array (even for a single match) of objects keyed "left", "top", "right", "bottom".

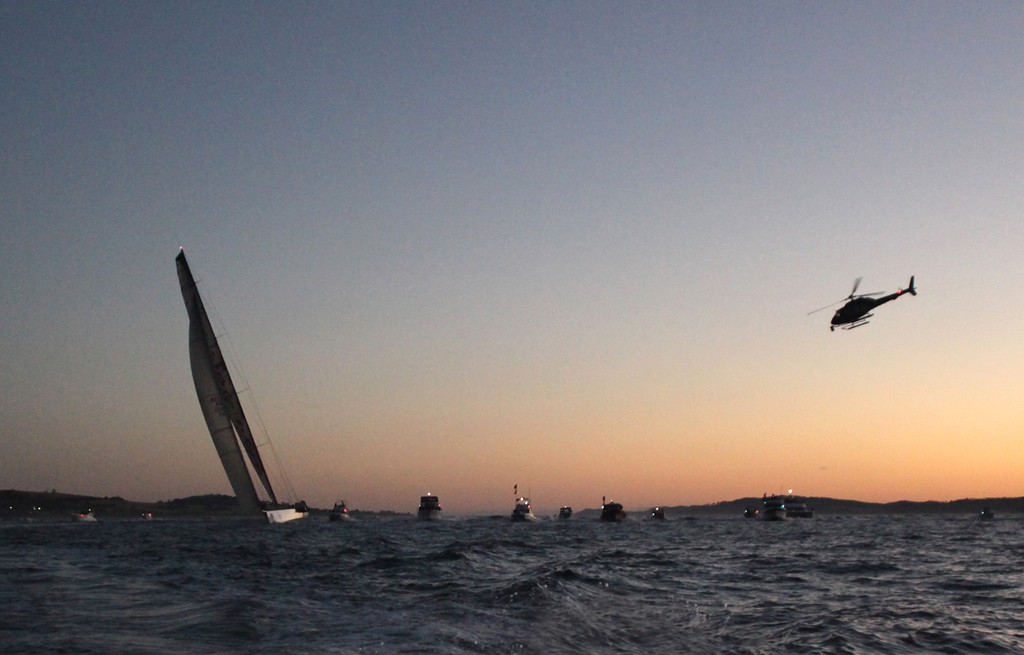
[
  {"left": 557, "top": 506, "right": 573, "bottom": 520},
  {"left": 510, "top": 497, "right": 536, "bottom": 521},
  {"left": 418, "top": 494, "right": 442, "bottom": 520},
  {"left": 759, "top": 494, "right": 787, "bottom": 521},
  {"left": 76, "top": 509, "right": 97, "bottom": 522},
  {"left": 784, "top": 495, "right": 814, "bottom": 518},
  {"left": 329, "top": 500, "right": 351, "bottom": 521},
  {"left": 600, "top": 497, "right": 626, "bottom": 522},
  {"left": 650, "top": 507, "right": 666, "bottom": 520},
  {"left": 980, "top": 507, "right": 994, "bottom": 520}
]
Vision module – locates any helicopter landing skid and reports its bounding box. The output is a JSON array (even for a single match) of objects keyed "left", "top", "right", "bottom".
[{"left": 842, "top": 315, "right": 873, "bottom": 330}]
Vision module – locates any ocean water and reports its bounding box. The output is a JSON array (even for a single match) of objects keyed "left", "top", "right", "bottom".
[{"left": 2, "top": 513, "right": 1022, "bottom": 654}]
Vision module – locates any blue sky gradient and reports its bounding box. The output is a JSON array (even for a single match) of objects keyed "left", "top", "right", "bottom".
[{"left": 2, "top": 2, "right": 1022, "bottom": 513}]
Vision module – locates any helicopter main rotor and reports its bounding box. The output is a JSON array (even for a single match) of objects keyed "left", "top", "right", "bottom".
[
  {"left": 806, "top": 277, "right": 883, "bottom": 315},
  {"left": 846, "top": 277, "right": 883, "bottom": 299}
]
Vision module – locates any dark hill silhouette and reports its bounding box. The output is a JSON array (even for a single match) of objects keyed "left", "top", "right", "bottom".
[
  {"left": 0, "top": 489, "right": 249, "bottom": 519},
  {"left": 4, "top": 489, "right": 1022, "bottom": 520},
  {"left": 0, "top": 489, "right": 407, "bottom": 520},
  {"left": 573, "top": 496, "right": 1024, "bottom": 519},
  {"left": 655, "top": 496, "right": 1024, "bottom": 517}
]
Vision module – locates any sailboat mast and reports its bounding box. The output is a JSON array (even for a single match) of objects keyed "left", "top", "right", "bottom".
[{"left": 176, "top": 249, "right": 279, "bottom": 511}]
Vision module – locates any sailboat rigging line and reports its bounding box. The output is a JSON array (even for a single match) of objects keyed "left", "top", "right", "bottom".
[
  {"left": 239, "top": 376, "right": 302, "bottom": 505},
  {"left": 216, "top": 314, "right": 302, "bottom": 506}
]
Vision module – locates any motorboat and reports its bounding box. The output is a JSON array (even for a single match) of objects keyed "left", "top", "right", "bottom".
[
  {"left": 980, "top": 507, "right": 995, "bottom": 520},
  {"left": 599, "top": 497, "right": 626, "bottom": 522},
  {"left": 417, "top": 494, "right": 442, "bottom": 520},
  {"left": 650, "top": 507, "right": 666, "bottom": 520},
  {"left": 784, "top": 496, "right": 814, "bottom": 518},
  {"left": 557, "top": 506, "right": 573, "bottom": 520},
  {"left": 329, "top": 500, "right": 351, "bottom": 521},
  {"left": 510, "top": 497, "right": 536, "bottom": 521},
  {"left": 76, "top": 510, "right": 97, "bottom": 522},
  {"left": 759, "top": 494, "right": 787, "bottom": 521}
]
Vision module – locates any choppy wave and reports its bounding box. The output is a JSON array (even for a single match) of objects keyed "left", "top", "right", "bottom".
[{"left": 2, "top": 514, "right": 1023, "bottom": 653}]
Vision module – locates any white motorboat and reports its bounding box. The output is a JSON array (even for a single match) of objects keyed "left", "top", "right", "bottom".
[
  {"left": 417, "top": 494, "right": 442, "bottom": 520},
  {"left": 600, "top": 497, "right": 626, "bottom": 521},
  {"left": 329, "top": 500, "right": 351, "bottom": 522},
  {"left": 784, "top": 496, "right": 814, "bottom": 518},
  {"left": 511, "top": 497, "right": 536, "bottom": 521},
  {"left": 759, "top": 494, "right": 787, "bottom": 521}
]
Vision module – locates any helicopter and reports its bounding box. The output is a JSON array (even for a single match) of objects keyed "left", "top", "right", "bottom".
[{"left": 809, "top": 276, "right": 916, "bottom": 331}]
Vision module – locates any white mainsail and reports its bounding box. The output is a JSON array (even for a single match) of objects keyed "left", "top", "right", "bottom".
[{"left": 176, "top": 248, "right": 304, "bottom": 521}]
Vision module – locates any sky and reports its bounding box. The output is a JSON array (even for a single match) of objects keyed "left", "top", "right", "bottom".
[{"left": 2, "top": 2, "right": 1023, "bottom": 515}]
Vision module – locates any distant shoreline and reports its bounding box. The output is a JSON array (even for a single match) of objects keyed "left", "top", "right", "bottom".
[
  {"left": 620, "top": 495, "right": 1024, "bottom": 518},
  {"left": 0, "top": 489, "right": 404, "bottom": 520},
  {"left": 3, "top": 489, "right": 1020, "bottom": 520}
]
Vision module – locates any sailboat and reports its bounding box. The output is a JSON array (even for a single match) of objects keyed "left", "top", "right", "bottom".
[{"left": 176, "top": 248, "right": 308, "bottom": 524}]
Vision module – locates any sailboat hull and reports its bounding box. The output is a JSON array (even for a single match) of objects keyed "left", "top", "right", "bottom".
[{"left": 264, "top": 508, "right": 308, "bottom": 524}]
